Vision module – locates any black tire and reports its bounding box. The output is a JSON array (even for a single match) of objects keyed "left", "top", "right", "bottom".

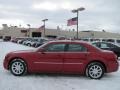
[
  {"left": 86, "top": 62, "right": 105, "bottom": 79},
  {"left": 116, "top": 54, "right": 119, "bottom": 59},
  {"left": 27, "top": 43, "right": 31, "bottom": 47},
  {"left": 9, "top": 59, "right": 27, "bottom": 76}
]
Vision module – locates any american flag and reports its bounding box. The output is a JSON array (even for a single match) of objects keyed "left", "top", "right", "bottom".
[
  {"left": 38, "top": 25, "right": 45, "bottom": 30},
  {"left": 67, "top": 17, "right": 77, "bottom": 26}
]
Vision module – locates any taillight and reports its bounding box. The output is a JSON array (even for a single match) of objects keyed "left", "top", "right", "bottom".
[{"left": 110, "top": 53, "right": 117, "bottom": 61}]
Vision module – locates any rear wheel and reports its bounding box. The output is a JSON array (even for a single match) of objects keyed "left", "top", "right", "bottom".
[
  {"left": 86, "top": 62, "right": 105, "bottom": 79},
  {"left": 9, "top": 59, "right": 27, "bottom": 76}
]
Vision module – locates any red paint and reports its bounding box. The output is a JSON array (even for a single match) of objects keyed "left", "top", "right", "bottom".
[{"left": 3, "top": 40, "right": 119, "bottom": 74}]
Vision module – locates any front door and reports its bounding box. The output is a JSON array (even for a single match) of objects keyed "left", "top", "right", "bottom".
[{"left": 34, "top": 43, "right": 65, "bottom": 73}]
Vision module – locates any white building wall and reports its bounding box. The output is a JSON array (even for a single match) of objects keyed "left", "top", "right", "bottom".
[{"left": 0, "top": 26, "right": 120, "bottom": 39}]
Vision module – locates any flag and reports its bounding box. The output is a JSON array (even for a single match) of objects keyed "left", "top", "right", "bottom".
[
  {"left": 67, "top": 17, "right": 77, "bottom": 26},
  {"left": 27, "top": 24, "right": 31, "bottom": 27},
  {"left": 38, "top": 25, "right": 45, "bottom": 30}
]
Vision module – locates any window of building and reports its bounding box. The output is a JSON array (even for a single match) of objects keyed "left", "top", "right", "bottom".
[{"left": 0, "top": 36, "right": 3, "bottom": 39}]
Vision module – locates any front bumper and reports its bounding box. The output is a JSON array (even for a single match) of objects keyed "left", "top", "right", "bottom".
[{"left": 3, "top": 54, "right": 11, "bottom": 70}]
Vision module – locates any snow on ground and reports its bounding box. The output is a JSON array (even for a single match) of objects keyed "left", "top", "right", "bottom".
[{"left": 0, "top": 42, "right": 120, "bottom": 90}]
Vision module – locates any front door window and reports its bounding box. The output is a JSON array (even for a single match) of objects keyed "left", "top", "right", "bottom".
[{"left": 45, "top": 44, "right": 65, "bottom": 52}]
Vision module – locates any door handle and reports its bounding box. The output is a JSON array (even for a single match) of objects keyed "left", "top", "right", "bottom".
[
  {"left": 38, "top": 52, "right": 45, "bottom": 54},
  {"left": 85, "top": 54, "right": 88, "bottom": 57},
  {"left": 57, "top": 55, "right": 61, "bottom": 57}
]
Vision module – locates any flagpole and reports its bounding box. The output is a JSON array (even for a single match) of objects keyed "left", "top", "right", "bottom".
[
  {"left": 43, "top": 21, "right": 45, "bottom": 37},
  {"left": 72, "top": 7, "right": 85, "bottom": 39},
  {"left": 27, "top": 24, "right": 31, "bottom": 37},
  {"left": 77, "top": 11, "right": 79, "bottom": 39},
  {"left": 42, "top": 19, "right": 48, "bottom": 37}
]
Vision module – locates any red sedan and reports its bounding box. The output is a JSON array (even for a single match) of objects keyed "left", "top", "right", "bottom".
[{"left": 3, "top": 40, "right": 119, "bottom": 79}]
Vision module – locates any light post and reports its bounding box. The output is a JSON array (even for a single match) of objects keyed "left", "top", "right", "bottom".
[
  {"left": 42, "top": 19, "right": 48, "bottom": 37},
  {"left": 72, "top": 7, "right": 85, "bottom": 39},
  {"left": 27, "top": 24, "right": 31, "bottom": 37}
]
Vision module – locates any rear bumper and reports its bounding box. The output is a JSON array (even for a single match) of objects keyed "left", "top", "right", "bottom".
[{"left": 107, "top": 60, "right": 119, "bottom": 73}]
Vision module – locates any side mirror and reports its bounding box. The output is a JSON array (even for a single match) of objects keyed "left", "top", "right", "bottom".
[
  {"left": 37, "top": 48, "right": 45, "bottom": 54},
  {"left": 39, "top": 48, "right": 45, "bottom": 52}
]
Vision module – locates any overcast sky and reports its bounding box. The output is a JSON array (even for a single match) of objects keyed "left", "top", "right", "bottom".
[{"left": 0, "top": 0, "right": 120, "bottom": 32}]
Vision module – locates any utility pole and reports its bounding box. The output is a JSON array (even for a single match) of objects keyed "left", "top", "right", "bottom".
[
  {"left": 42, "top": 19, "right": 48, "bottom": 37},
  {"left": 72, "top": 7, "right": 85, "bottom": 39}
]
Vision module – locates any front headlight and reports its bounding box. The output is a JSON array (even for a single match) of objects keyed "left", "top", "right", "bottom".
[{"left": 4, "top": 52, "right": 13, "bottom": 60}]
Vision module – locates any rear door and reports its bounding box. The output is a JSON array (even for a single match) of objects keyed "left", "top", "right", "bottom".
[{"left": 63, "top": 43, "right": 88, "bottom": 73}]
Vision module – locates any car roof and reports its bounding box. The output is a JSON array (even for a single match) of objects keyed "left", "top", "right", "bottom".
[{"left": 47, "top": 40, "right": 90, "bottom": 44}]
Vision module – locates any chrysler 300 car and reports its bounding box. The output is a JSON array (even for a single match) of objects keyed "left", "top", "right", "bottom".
[{"left": 3, "top": 40, "right": 119, "bottom": 79}]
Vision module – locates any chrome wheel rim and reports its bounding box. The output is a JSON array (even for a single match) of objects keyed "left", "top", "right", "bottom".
[
  {"left": 11, "top": 61, "right": 24, "bottom": 75},
  {"left": 89, "top": 65, "right": 102, "bottom": 79}
]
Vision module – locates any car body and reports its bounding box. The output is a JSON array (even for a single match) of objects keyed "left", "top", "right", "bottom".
[
  {"left": 3, "top": 36, "right": 11, "bottom": 41},
  {"left": 18, "top": 38, "right": 33, "bottom": 44},
  {"left": 22, "top": 37, "right": 49, "bottom": 47},
  {"left": 3, "top": 40, "right": 119, "bottom": 79},
  {"left": 92, "top": 41, "right": 120, "bottom": 57},
  {"left": 32, "top": 38, "right": 49, "bottom": 48},
  {"left": 22, "top": 38, "right": 34, "bottom": 45},
  {"left": 23, "top": 38, "right": 38, "bottom": 46},
  {"left": 11, "top": 37, "right": 25, "bottom": 43}
]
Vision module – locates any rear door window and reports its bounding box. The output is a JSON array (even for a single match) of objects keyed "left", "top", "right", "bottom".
[
  {"left": 45, "top": 44, "right": 66, "bottom": 52},
  {"left": 67, "top": 44, "right": 87, "bottom": 52}
]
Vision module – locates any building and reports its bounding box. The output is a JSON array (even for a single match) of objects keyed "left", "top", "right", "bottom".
[{"left": 0, "top": 24, "right": 120, "bottom": 39}]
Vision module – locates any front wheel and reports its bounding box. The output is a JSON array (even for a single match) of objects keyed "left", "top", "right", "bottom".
[
  {"left": 9, "top": 59, "right": 27, "bottom": 76},
  {"left": 86, "top": 62, "right": 105, "bottom": 79}
]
